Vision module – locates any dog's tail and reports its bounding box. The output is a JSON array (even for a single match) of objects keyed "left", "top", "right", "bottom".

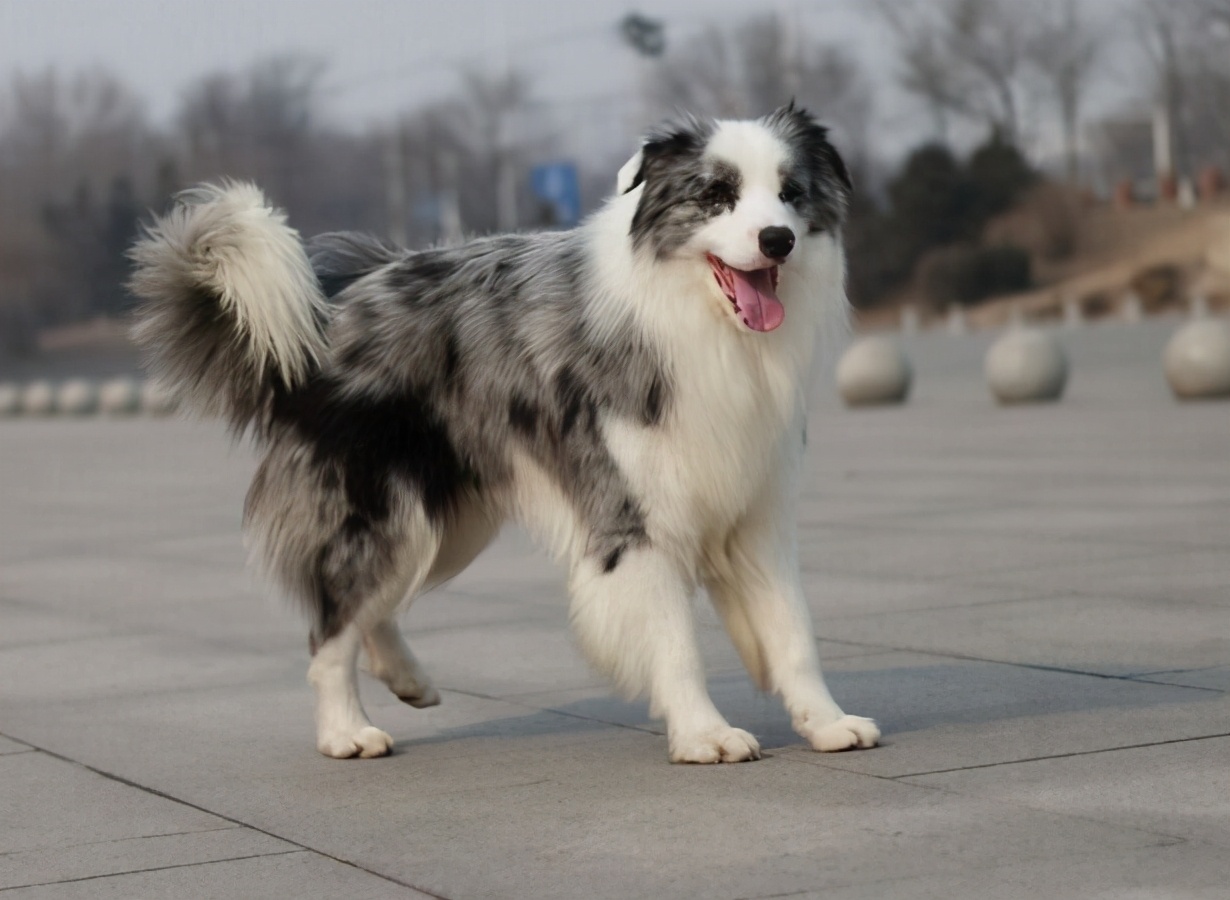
[{"left": 129, "top": 181, "right": 328, "bottom": 435}]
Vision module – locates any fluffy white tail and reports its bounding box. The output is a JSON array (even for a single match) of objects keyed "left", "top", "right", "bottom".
[{"left": 129, "top": 182, "right": 328, "bottom": 430}]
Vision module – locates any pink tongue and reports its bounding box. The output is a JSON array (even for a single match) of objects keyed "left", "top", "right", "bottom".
[{"left": 732, "top": 268, "right": 785, "bottom": 332}]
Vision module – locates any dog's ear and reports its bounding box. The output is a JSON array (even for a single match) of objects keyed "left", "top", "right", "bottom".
[
  {"left": 617, "top": 149, "right": 645, "bottom": 195},
  {"left": 619, "top": 121, "right": 709, "bottom": 195},
  {"left": 766, "top": 102, "right": 853, "bottom": 193}
]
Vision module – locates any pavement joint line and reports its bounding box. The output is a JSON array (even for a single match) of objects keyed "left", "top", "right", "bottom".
[
  {"left": 0, "top": 825, "right": 242, "bottom": 859},
  {"left": 732, "top": 836, "right": 1189, "bottom": 900},
  {"left": 732, "top": 750, "right": 1199, "bottom": 850},
  {"left": 807, "top": 542, "right": 1204, "bottom": 587},
  {"left": 772, "top": 747, "right": 1200, "bottom": 852},
  {"left": 436, "top": 685, "right": 666, "bottom": 736},
  {"left": 1128, "top": 664, "right": 1225, "bottom": 678},
  {"left": 806, "top": 511, "right": 1230, "bottom": 552},
  {"left": 891, "top": 730, "right": 1230, "bottom": 779},
  {"left": 0, "top": 850, "right": 306, "bottom": 893},
  {"left": 0, "top": 734, "right": 452, "bottom": 900},
  {"left": 818, "top": 591, "right": 1076, "bottom": 622},
  {"left": 0, "top": 734, "right": 35, "bottom": 752},
  {"left": 952, "top": 577, "right": 1230, "bottom": 607},
  {"left": 812, "top": 636, "right": 1229, "bottom": 693}
]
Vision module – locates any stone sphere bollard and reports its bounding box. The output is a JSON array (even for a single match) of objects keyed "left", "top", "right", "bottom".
[
  {"left": 98, "top": 377, "right": 142, "bottom": 415},
  {"left": 0, "top": 383, "right": 21, "bottom": 416},
  {"left": 837, "top": 336, "right": 912, "bottom": 407},
  {"left": 140, "top": 381, "right": 178, "bottom": 416},
  {"left": 57, "top": 379, "right": 99, "bottom": 415},
  {"left": 21, "top": 380, "right": 57, "bottom": 415},
  {"left": 985, "top": 329, "right": 1068, "bottom": 404},
  {"left": 1163, "top": 319, "right": 1230, "bottom": 400}
]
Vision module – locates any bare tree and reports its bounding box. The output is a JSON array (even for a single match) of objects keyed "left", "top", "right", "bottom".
[
  {"left": 873, "top": 0, "right": 1033, "bottom": 146},
  {"left": 1026, "top": 0, "right": 1105, "bottom": 182},
  {"left": 646, "top": 15, "right": 873, "bottom": 160},
  {"left": 1127, "top": 0, "right": 1230, "bottom": 175},
  {"left": 0, "top": 68, "right": 159, "bottom": 339},
  {"left": 648, "top": 25, "right": 748, "bottom": 119},
  {"left": 177, "top": 56, "right": 325, "bottom": 213},
  {"left": 390, "top": 69, "right": 543, "bottom": 239}
]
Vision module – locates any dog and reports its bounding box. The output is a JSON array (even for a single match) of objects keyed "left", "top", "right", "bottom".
[{"left": 129, "top": 102, "right": 880, "bottom": 763}]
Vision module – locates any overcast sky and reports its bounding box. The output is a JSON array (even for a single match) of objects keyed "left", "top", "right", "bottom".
[{"left": 1, "top": 0, "right": 1144, "bottom": 163}]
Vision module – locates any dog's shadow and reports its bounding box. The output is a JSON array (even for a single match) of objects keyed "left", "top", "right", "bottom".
[{"left": 398, "top": 663, "right": 1218, "bottom": 752}]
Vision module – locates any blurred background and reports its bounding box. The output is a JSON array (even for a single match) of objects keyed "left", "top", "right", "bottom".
[{"left": 1, "top": 0, "right": 1228, "bottom": 379}]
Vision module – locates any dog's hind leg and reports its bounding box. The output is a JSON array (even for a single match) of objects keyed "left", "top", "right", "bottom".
[
  {"left": 569, "top": 545, "right": 761, "bottom": 764},
  {"left": 308, "top": 537, "right": 439, "bottom": 758},
  {"left": 362, "top": 619, "right": 440, "bottom": 709},
  {"left": 362, "top": 495, "right": 498, "bottom": 708},
  {"left": 309, "top": 621, "right": 395, "bottom": 758}
]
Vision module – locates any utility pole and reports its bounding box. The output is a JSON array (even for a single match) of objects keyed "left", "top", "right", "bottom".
[
  {"left": 780, "top": 1, "right": 803, "bottom": 99},
  {"left": 383, "top": 122, "right": 408, "bottom": 246},
  {"left": 437, "top": 148, "right": 463, "bottom": 245}
]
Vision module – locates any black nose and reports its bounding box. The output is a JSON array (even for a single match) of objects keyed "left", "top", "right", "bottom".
[{"left": 759, "top": 226, "right": 795, "bottom": 260}]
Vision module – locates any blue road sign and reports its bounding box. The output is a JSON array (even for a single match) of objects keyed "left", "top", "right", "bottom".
[{"left": 529, "top": 161, "right": 581, "bottom": 227}]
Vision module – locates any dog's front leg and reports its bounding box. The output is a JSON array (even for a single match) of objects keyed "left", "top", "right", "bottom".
[
  {"left": 569, "top": 546, "right": 761, "bottom": 763},
  {"left": 707, "top": 484, "right": 880, "bottom": 753}
]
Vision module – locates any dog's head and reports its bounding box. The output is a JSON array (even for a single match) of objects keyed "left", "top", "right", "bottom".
[{"left": 619, "top": 103, "right": 850, "bottom": 333}]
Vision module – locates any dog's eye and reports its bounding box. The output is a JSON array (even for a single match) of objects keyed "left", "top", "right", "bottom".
[
  {"left": 700, "top": 179, "right": 738, "bottom": 212},
  {"left": 779, "top": 180, "right": 805, "bottom": 205}
]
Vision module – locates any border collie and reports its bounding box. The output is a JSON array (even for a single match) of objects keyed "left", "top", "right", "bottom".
[{"left": 130, "top": 103, "right": 880, "bottom": 763}]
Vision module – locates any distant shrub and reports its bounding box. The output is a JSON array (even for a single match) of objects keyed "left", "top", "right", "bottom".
[
  {"left": 985, "top": 181, "right": 1085, "bottom": 262},
  {"left": 921, "top": 244, "right": 1032, "bottom": 307},
  {"left": 1130, "top": 264, "right": 1185, "bottom": 313},
  {"left": 965, "top": 134, "right": 1036, "bottom": 225},
  {"left": 1079, "top": 291, "right": 1115, "bottom": 319},
  {"left": 846, "top": 133, "right": 1037, "bottom": 309}
]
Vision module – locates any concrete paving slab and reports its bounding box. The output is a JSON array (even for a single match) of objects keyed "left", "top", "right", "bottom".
[
  {"left": 0, "top": 751, "right": 226, "bottom": 856},
  {"left": 1133, "top": 666, "right": 1230, "bottom": 691},
  {"left": 0, "top": 734, "right": 32, "bottom": 755},
  {"left": 800, "top": 526, "right": 1151, "bottom": 583},
  {"left": 230, "top": 749, "right": 1167, "bottom": 900},
  {"left": 966, "top": 546, "right": 1230, "bottom": 604},
  {"left": 773, "top": 654, "right": 1227, "bottom": 778},
  {"left": 1, "top": 825, "right": 295, "bottom": 892},
  {"left": 905, "top": 735, "right": 1230, "bottom": 849},
  {"left": 17, "top": 720, "right": 1162, "bottom": 900},
  {"left": 1, "top": 851, "right": 432, "bottom": 899},
  {"left": 383, "top": 651, "right": 1228, "bottom": 779},
  {"left": 820, "top": 593, "right": 1230, "bottom": 674},
  {"left": 0, "top": 632, "right": 301, "bottom": 704},
  {"left": 866, "top": 501, "right": 1230, "bottom": 553},
  {"left": 0, "top": 750, "right": 300, "bottom": 891},
  {"left": 800, "top": 571, "right": 1047, "bottom": 620},
  {"left": 0, "top": 601, "right": 120, "bottom": 649},
  {"left": 764, "top": 841, "right": 1230, "bottom": 900}
]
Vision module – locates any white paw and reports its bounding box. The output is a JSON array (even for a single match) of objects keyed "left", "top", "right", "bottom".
[
  {"left": 803, "top": 714, "right": 880, "bottom": 752},
  {"left": 396, "top": 683, "right": 441, "bottom": 709},
  {"left": 317, "top": 725, "right": 394, "bottom": 759},
  {"left": 670, "top": 727, "right": 762, "bottom": 764}
]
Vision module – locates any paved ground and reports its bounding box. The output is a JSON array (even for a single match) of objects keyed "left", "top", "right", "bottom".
[{"left": 1, "top": 319, "right": 1228, "bottom": 899}]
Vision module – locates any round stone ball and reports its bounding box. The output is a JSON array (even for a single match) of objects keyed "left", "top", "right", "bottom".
[
  {"left": 985, "top": 329, "right": 1068, "bottom": 404},
  {"left": 98, "top": 377, "right": 142, "bottom": 415},
  {"left": 0, "top": 383, "right": 21, "bottom": 416},
  {"left": 1163, "top": 319, "right": 1230, "bottom": 400},
  {"left": 837, "top": 336, "right": 912, "bottom": 407},
  {"left": 21, "top": 380, "right": 57, "bottom": 415},
  {"left": 140, "top": 381, "right": 178, "bottom": 417},
  {"left": 57, "top": 379, "right": 99, "bottom": 415}
]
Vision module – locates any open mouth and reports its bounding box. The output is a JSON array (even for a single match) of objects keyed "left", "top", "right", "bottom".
[{"left": 706, "top": 254, "right": 785, "bottom": 333}]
